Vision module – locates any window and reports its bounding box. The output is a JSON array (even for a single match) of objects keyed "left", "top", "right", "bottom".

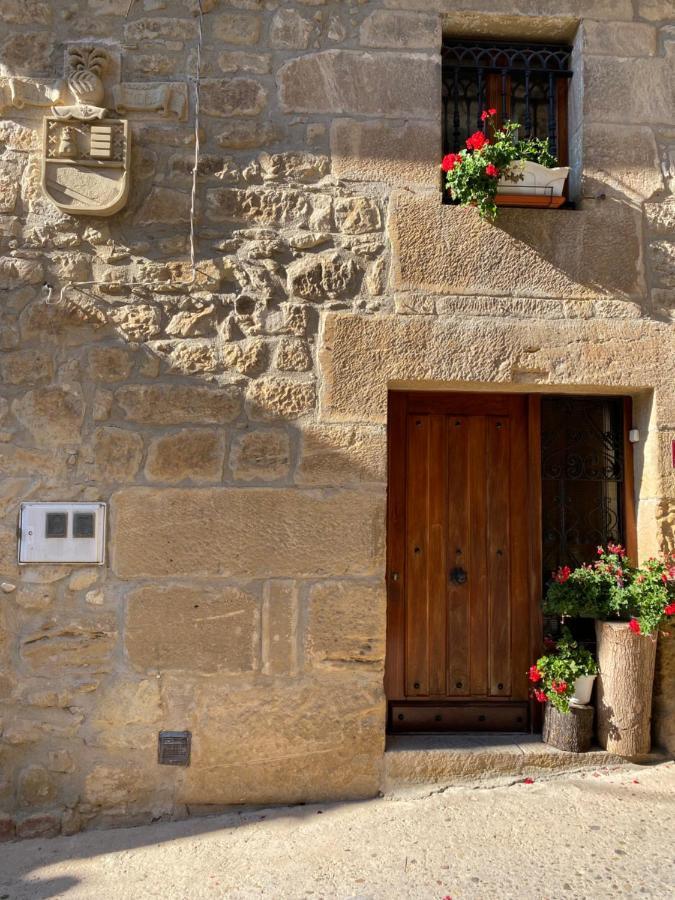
[
  {"left": 441, "top": 40, "right": 572, "bottom": 165},
  {"left": 541, "top": 396, "right": 627, "bottom": 582}
]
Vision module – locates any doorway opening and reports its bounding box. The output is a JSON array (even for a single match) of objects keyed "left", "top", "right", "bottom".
[{"left": 384, "top": 390, "right": 635, "bottom": 734}]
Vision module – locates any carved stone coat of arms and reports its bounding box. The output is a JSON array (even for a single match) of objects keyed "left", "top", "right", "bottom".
[{"left": 41, "top": 47, "right": 130, "bottom": 217}]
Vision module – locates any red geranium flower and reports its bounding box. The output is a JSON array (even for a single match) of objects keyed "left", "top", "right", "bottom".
[
  {"left": 665, "top": 603, "right": 675, "bottom": 616},
  {"left": 533, "top": 689, "right": 547, "bottom": 703},
  {"left": 607, "top": 542, "right": 626, "bottom": 557},
  {"left": 628, "top": 618, "right": 641, "bottom": 634},
  {"left": 554, "top": 565, "right": 571, "bottom": 584},
  {"left": 528, "top": 665, "right": 543, "bottom": 683},
  {"left": 480, "top": 108, "right": 497, "bottom": 121},
  {"left": 441, "top": 152, "right": 462, "bottom": 172},
  {"left": 466, "top": 131, "right": 489, "bottom": 151},
  {"left": 551, "top": 680, "right": 568, "bottom": 694},
  {"left": 485, "top": 163, "right": 500, "bottom": 177}
]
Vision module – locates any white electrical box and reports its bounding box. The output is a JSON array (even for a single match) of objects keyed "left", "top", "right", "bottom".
[{"left": 18, "top": 502, "right": 106, "bottom": 565}]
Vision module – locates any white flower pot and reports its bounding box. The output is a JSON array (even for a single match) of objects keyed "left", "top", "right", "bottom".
[
  {"left": 570, "top": 674, "right": 596, "bottom": 707},
  {"left": 497, "top": 159, "right": 570, "bottom": 197}
]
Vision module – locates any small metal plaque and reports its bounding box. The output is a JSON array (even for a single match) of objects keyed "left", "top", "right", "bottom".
[
  {"left": 73, "top": 512, "right": 95, "bottom": 538},
  {"left": 46, "top": 512, "right": 67, "bottom": 538},
  {"left": 158, "top": 731, "right": 191, "bottom": 767}
]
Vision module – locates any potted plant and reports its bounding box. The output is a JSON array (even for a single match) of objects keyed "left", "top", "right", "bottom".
[
  {"left": 529, "top": 629, "right": 599, "bottom": 752},
  {"left": 441, "top": 109, "right": 569, "bottom": 219},
  {"left": 544, "top": 545, "right": 675, "bottom": 756}
]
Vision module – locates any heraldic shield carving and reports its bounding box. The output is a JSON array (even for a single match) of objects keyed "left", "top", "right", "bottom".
[{"left": 41, "top": 47, "right": 130, "bottom": 217}]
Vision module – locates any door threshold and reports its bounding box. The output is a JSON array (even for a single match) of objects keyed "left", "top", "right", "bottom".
[{"left": 382, "top": 733, "right": 657, "bottom": 792}]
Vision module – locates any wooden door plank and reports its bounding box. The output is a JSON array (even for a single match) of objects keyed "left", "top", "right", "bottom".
[
  {"left": 446, "top": 415, "right": 471, "bottom": 696},
  {"left": 428, "top": 414, "right": 447, "bottom": 696},
  {"left": 385, "top": 391, "right": 407, "bottom": 700},
  {"left": 510, "top": 398, "right": 531, "bottom": 701},
  {"left": 487, "top": 415, "right": 511, "bottom": 697},
  {"left": 527, "top": 395, "right": 543, "bottom": 727},
  {"left": 404, "top": 413, "right": 430, "bottom": 696},
  {"left": 468, "top": 415, "right": 489, "bottom": 697}
]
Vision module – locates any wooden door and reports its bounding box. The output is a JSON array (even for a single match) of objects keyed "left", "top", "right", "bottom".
[{"left": 385, "top": 392, "right": 536, "bottom": 732}]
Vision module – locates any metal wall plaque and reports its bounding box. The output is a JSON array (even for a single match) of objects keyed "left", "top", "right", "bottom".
[
  {"left": 158, "top": 731, "right": 191, "bottom": 767},
  {"left": 19, "top": 502, "right": 106, "bottom": 564}
]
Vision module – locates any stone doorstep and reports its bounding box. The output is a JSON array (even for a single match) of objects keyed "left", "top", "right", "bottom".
[{"left": 382, "top": 733, "right": 668, "bottom": 793}]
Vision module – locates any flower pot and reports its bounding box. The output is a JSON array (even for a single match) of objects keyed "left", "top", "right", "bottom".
[
  {"left": 543, "top": 702, "right": 594, "bottom": 753},
  {"left": 570, "top": 674, "right": 596, "bottom": 707},
  {"left": 595, "top": 620, "right": 658, "bottom": 756},
  {"left": 497, "top": 159, "right": 569, "bottom": 197}
]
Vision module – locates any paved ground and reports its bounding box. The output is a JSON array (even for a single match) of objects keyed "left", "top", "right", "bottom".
[{"left": 1, "top": 763, "right": 674, "bottom": 900}]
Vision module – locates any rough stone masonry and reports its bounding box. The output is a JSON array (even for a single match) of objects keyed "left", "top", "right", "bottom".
[{"left": 0, "top": 0, "right": 674, "bottom": 840}]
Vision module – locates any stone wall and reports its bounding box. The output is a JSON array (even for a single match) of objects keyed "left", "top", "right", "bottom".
[{"left": 0, "top": 0, "right": 673, "bottom": 838}]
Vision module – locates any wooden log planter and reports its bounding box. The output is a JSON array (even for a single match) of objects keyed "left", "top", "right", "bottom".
[
  {"left": 542, "top": 703, "right": 594, "bottom": 753},
  {"left": 595, "top": 620, "right": 658, "bottom": 756}
]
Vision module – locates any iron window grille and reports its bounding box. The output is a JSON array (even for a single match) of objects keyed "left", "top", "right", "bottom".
[
  {"left": 442, "top": 40, "right": 573, "bottom": 164},
  {"left": 541, "top": 396, "right": 625, "bottom": 583}
]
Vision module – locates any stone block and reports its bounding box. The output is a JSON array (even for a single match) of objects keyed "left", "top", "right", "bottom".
[
  {"left": 360, "top": 10, "right": 440, "bottom": 49},
  {"left": 645, "top": 197, "right": 675, "bottom": 236},
  {"left": 330, "top": 118, "right": 440, "bottom": 186},
  {"left": 319, "top": 313, "right": 674, "bottom": 424},
  {"left": 83, "top": 765, "right": 144, "bottom": 807},
  {"left": 381, "top": 0, "right": 633, "bottom": 19},
  {"left": 15, "top": 814, "right": 60, "bottom": 840},
  {"left": 212, "top": 12, "right": 261, "bottom": 45},
  {"left": 201, "top": 78, "right": 267, "bottom": 118},
  {"left": 87, "top": 346, "right": 134, "bottom": 382},
  {"left": 388, "top": 193, "right": 642, "bottom": 299},
  {"left": 306, "top": 581, "right": 386, "bottom": 668},
  {"left": 287, "top": 252, "right": 358, "bottom": 301},
  {"left": 229, "top": 428, "right": 291, "bottom": 481},
  {"left": 0, "top": 349, "right": 53, "bottom": 385},
  {"left": 18, "top": 765, "right": 56, "bottom": 807},
  {"left": 115, "top": 384, "right": 241, "bottom": 425},
  {"left": 111, "top": 487, "right": 385, "bottom": 579},
  {"left": 258, "top": 152, "right": 329, "bottom": 183},
  {"left": 12, "top": 386, "right": 84, "bottom": 447},
  {"left": 1, "top": 33, "right": 53, "bottom": 75},
  {"left": 145, "top": 429, "right": 224, "bottom": 483},
  {"left": 583, "top": 123, "right": 663, "bottom": 201},
  {"left": 207, "top": 186, "right": 332, "bottom": 230},
  {"left": 297, "top": 424, "right": 387, "bottom": 486},
  {"left": 0, "top": 0, "right": 51, "bottom": 24},
  {"left": 650, "top": 241, "right": 675, "bottom": 288},
  {"left": 583, "top": 57, "right": 673, "bottom": 126},
  {"left": 638, "top": 1, "right": 675, "bottom": 22},
  {"left": 270, "top": 9, "right": 313, "bottom": 49},
  {"left": 216, "top": 120, "right": 280, "bottom": 150},
  {"left": 125, "top": 585, "right": 259, "bottom": 674},
  {"left": 110, "top": 304, "right": 162, "bottom": 341},
  {"left": 176, "top": 676, "right": 385, "bottom": 806},
  {"left": 334, "top": 198, "right": 382, "bottom": 234},
  {"left": 135, "top": 187, "right": 191, "bottom": 226},
  {"left": 582, "top": 21, "right": 657, "bottom": 57},
  {"left": 85, "top": 427, "right": 143, "bottom": 482},
  {"left": 262, "top": 581, "right": 297, "bottom": 676},
  {"left": 275, "top": 338, "right": 312, "bottom": 372},
  {"left": 246, "top": 376, "right": 316, "bottom": 420},
  {"left": 21, "top": 617, "right": 117, "bottom": 673},
  {"left": 278, "top": 50, "right": 440, "bottom": 118}
]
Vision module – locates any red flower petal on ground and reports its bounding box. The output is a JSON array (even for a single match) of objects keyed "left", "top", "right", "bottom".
[
  {"left": 441, "top": 152, "right": 462, "bottom": 172},
  {"left": 523, "top": 777, "right": 534, "bottom": 784},
  {"left": 664, "top": 603, "right": 675, "bottom": 616},
  {"left": 629, "top": 619, "right": 641, "bottom": 634},
  {"left": 466, "top": 130, "right": 489, "bottom": 151}
]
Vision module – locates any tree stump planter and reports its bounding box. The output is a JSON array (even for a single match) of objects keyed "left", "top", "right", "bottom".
[
  {"left": 542, "top": 703, "right": 594, "bottom": 753},
  {"left": 595, "top": 620, "right": 658, "bottom": 756}
]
